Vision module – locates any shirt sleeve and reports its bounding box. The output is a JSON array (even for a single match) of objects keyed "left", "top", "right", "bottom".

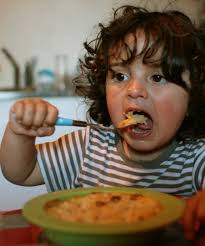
[
  {"left": 36, "top": 128, "right": 87, "bottom": 192},
  {"left": 193, "top": 142, "right": 205, "bottom": 191}
]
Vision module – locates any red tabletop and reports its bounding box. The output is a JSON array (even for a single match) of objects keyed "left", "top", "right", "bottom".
[
  {"left": 0, "top": 209, "right": 45, "bottom": 245},
  {"left": 1, "top": 208, "right": 205, "bottom": 246}
]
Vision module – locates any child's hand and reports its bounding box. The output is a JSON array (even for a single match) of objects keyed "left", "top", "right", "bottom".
[
  {"left": 9, "top": 98, "right": 59, "bottom": 137},
  {"left": 182, "top": 190, "right": 205, "bottom": 241}
]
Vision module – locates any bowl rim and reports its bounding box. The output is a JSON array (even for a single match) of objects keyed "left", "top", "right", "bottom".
[{"left": 22, "top": 186, "right": 185, "bottom": 235}]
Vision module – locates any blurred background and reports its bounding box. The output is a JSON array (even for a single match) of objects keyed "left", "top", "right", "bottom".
[{"left": 0, "top": 0, "right": 204, "bottom": 94}]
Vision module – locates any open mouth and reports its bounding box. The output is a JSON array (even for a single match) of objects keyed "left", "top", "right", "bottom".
[{"left": 117, "top": 111, "right": 152, "bottom": 129}]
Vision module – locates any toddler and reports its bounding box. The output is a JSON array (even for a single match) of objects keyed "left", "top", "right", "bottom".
[{"left": 1, "top": 5, "right": 205, "bottom": 242}]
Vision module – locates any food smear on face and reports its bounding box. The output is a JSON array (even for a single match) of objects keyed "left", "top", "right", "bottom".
[
  {"left": 117, "top": 111, "right": 148, "bottom": 129},
  {"left": 45, "top": 191, "right": 162, "bottom": 224}
]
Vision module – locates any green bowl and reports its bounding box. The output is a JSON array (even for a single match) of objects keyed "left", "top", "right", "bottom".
[{"left": 22, "top": 187, "right": 185, "bottom": 246}]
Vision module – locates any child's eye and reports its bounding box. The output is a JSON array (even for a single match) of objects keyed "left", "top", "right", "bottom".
[
  {"left": 149, "top": 74, "right": 167, "bottom": 84},
  {"left": 112, "top": 72, "right": 129, "bottom": 82}
]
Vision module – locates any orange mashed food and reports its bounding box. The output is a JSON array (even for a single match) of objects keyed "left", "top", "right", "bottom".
[
  {"left": 117, "top": 112, "right": 147, "bottom": 129},
  {"left": 46, "top": 192, "right": 162, "bottom": 224}
]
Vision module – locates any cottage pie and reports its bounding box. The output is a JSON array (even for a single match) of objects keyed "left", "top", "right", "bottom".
[
  {"left": 46, "top": 192, "right": 162, "bottom": 224},
  {"left": 117, "top": 111, "right": 147, "bottom": 129}
]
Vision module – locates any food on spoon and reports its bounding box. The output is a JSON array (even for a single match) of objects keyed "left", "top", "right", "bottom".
[
  {"left": 117, "top": 111, "right": 147, "bottom": 129},
  {"left": 45, "top": 191, "right": 162, "bottom": 224}
]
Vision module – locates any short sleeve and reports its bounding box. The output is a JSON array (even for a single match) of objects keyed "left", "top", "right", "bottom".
[
  {"left": 36, "top": 128, "right": 87, "bottom": 192},
  {"left": 193, "top": 143, "right": 205, "bottom": 191}
]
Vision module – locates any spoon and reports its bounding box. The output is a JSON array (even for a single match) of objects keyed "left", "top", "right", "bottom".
[{"left": 55, "top": 117, "right": 99, "bottom": 127}]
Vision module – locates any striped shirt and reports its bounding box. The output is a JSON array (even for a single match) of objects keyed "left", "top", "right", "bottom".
[{"left": 36, "top": 126, "right": 205, "bottom": 197}]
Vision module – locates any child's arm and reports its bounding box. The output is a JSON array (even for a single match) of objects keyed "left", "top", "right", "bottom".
[
  {"left": 0, "top": 98, "right": 58, "bottom": 186},
  {"left": 182, "top": 190, "right": 205, "bottom": 241}
]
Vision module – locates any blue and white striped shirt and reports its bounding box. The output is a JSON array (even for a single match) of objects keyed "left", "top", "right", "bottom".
[{"left": 36, "top": 126, "right": 205, "bottom": 197}]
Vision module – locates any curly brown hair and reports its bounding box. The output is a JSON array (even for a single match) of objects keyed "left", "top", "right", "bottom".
[{"left": 74, "top": 5, "right": 205, "bottom": 140}]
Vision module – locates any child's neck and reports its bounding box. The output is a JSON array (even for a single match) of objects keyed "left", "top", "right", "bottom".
[{"left": 120, "top": 139, "right": 175, "bottom": 163}]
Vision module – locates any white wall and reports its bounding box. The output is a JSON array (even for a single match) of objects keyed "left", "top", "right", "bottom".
[{"left": 0, "top": 0, "right": 202, "bottom": 88}]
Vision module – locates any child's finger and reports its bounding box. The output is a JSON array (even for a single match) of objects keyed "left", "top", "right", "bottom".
[
  {"left": 183, "top": 196, "right": 199, "bottom": 240},
  {"left": 21, "top": 101, "right": 36, "bottom": 127},
  {"left": 10, "top": 101, "right": 24, "bottom": 122},
  {"left": 9, "top": 118, "right": 38, "bottom": 137},
  {"left": 37, "top": 126, "right": 55, "bottom": 137},
  {"left": 32, "top": 101, "right": 48, "bottom": 127},
  {"left": 44, "top": 104, "right": 59, "bottom": 126},
  {"left": 195, "top": 191, "right": 205, "bottom": 221}
]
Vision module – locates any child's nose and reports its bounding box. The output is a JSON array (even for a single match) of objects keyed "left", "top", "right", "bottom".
[{"left": 127, "top": 79, "right": 148, "bottom": 99}]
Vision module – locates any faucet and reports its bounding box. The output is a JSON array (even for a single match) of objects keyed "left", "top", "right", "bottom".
[{"left": 1, "top": 48, "right": 20, "bottom": 90}]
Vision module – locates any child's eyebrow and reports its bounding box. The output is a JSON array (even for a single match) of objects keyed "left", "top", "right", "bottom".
[
  {"left": 108, "top": 64, "right": 126, "bottom": 73},
  {"left": 147, "top": 62, "right": 161, "bottom": 68},
  {"left": 108, "top": 61, "right": 133, "bottom": 71},
  {"left": 109, "top": 61, "right": 162, "bottom": 69},
  {"left": 109, "top": 62, "right": 125, "bottom": 68}
]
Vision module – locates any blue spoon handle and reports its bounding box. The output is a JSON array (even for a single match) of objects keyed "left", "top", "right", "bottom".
[
  {"left": 55, "top": 117, "right": 74, "bottom": 126},
  {"left": 55, "top": 117, "right": 87, "bottom": 127}
]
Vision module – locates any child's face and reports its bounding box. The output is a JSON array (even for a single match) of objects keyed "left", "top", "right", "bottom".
[{"left": 106, "top": 31, "right": 189, "bottom": 159}]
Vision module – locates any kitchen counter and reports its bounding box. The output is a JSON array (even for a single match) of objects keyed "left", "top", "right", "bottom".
[{"left": 0, "top": 90, "right": 75, "bottom": 101}]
